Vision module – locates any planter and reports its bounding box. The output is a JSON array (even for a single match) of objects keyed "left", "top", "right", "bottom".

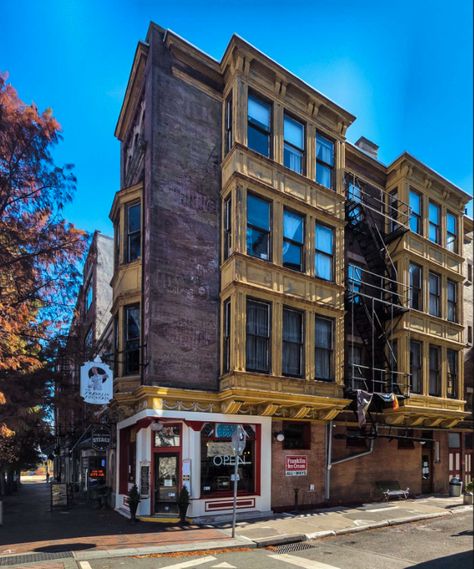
[{"left": 463, "top": 493, "right": 473, "bottom": 506}]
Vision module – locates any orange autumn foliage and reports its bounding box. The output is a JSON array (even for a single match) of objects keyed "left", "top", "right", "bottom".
[{"left": 0, "top": 72, "right": 87, "bottom": 439}]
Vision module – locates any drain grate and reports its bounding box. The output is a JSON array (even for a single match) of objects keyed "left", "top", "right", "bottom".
[
  {"left": 270, "top": 541, "right": 317, "bottom": 554},
  {"left": 0, "top": 551, "right": 74, "bottom": 566}
]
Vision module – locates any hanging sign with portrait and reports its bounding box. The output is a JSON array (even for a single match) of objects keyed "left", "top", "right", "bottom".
[{"left": 80, "top": 357, "right": 113, "bottom": 405}]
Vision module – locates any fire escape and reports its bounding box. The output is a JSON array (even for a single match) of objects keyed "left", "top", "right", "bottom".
[{"left": 345, "top": 175, "right": 411, "bottom": 399}]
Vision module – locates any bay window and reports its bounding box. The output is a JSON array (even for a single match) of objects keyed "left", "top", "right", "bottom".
[
  {"left": 126, "top": 202, "right": 141, "bottom": 263},
  {"left": 224, "top": 93, "right": 233, "bottom": 155},
  {"left": 282, "top": 307, "right": 304, "bottom": 377},
  {"left": 429, "top": 271, "right": 440, "bottom": 317},
  {"left": 447, "top": 280, "right": 457, "bottom": 322},
  {"left": 223, "top": 299, "right": 231, "bottom": 373},
  {"left": 124, "top": 304, "right": 140, "bottom": 375},
  {"left": 247, "top": 93, "right": 272, "bottom": 158},
  {"left": 409, "top": 263, "right": 423, "bottom": 310},
  {"left": 429, "top": 345, "right": 441, "bottom": 396},
  {"left": 283, "top": 209, "right": 304, "bottom": 272},
  {"left": 428, "top": 201, "right": 441, "bottom": 244},
  {"left": 447, "top": 349, "right": 458, "bottom": 399},
  {"left": 284, "top": 113, "right": 305, "bottom": 174},
  {"left": 410, "top": 340, "right": 422, "bottom": 394},
  {"left": 224, "top": 196, "right": 232, "bottom": 260},
  {"left": 315, "top": 223, "right": 334, "bottom": 281},
  {"left": 446, "top": 212, "right": 458, "bottom": 253},
  {"left": 246, "top": 299, "right": 271, "bottom": 373},
  {"left": 316, "top": 132, "right": 334, "bottom": 189},
  {"left": 409, "top": 189, "right": 422, "bottom": 234},
  {"left": 247, "top": 193, "right": 271, "bottom": 261},
  {"left": 315, "top": 316, "right": 334, "bottom": 381}
]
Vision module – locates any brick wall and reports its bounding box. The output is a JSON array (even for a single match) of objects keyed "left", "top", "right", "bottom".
[
  {"left": 142, "top": 27, "right": 221, "bottom": 390},
  {"left": 330, "top": 426, "right": 449, "bottom": 503},
  {"left": 271, "top": 421, "right": 326, "bottom": 510}
]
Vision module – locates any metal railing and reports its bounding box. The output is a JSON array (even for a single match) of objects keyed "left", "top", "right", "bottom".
[
  {"left": 346, "top": 177, "right": 411, "bottom": 232},
  {"left": 347, "top": 363, "right": 410, "bottom": 395},
  {"left": 347, "top": 264, "right": 409, "bottom": 307}
]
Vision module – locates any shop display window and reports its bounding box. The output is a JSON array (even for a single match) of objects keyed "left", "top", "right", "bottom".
[{"left": 200, "top": 423, "right": 255, "bottom": 496}]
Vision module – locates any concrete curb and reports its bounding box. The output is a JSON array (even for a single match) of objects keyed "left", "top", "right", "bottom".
[
  {"left": 253, "top": 534, "right": 307, "bottom": 548},
  {"left": 73, "top": 538, "right": 255, "bottom": 560}
]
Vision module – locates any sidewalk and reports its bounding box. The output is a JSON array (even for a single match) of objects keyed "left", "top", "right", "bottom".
[
  {"left": 223, "top": 495, "right": 472, "bottom": 546},
  {"left": 0, "top": 480, "right": 471, "bottom": 563},
  {"left": 0, "top": 479, "right": 229, "bottom": 556}
]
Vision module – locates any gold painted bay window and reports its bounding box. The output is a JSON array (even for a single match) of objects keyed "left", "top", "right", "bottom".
[
  {"left": 124, "top": 303, "right": 140, "bottom": 375},
  {"left": 283, "top": 113, "right": 305, "bottom": 175},
  {"left": 446, "top": 211, "right": 458, "bottom": 253},
  {"left": 428, "top": 201, "right": 441, "bottom": 245},
  {"left": 315, "top": 222, "right": 334, "bottom": 281},
  {"left": 315, "top": 132, "right": 335, "bottom": 190},
  {"left": 283, "top": 208, "right": 305, "bottom": 272},
  {"left": 429, "top": 345, "right": 441, "bottom": 396},
  {"left": 409, "top": 340, "right": 422, "bottom": 394},
  {"left": 247, "top": 193, "right": 271, "bottom": 261},
  {"left": 126, "top": 201, "right": 141, "bottom": 263},
  {"left": 282, "top": 307, "right": 304, "bottom": 378},
  {"left": 315, "top": 316, "right": 334, "bottom": 381},
  {"left": 409, "top": 189, "right": 423, "bottom": 235},
  {"left": 447, "top": 349, "right": 458, "bottom": 399},
  {"left": 246, "top": 299, "right": 271, "bottom": 373},
  {"left": 247, "top": 92, "right": 272, "bottom": 158}
]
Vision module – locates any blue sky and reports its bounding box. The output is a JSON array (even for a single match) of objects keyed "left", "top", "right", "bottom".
[{"left": 2, "top": 0, "right": 472, "bottom": 235}]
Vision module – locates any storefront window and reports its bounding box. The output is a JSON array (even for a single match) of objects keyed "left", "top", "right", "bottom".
[
  {"left": 200, "top": 423, "right": 255, "bottom": 495},
  {"left": 154, "top": 425, "right": 181, "bottom": 448}
]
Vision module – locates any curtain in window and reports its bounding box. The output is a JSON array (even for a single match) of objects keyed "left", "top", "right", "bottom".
[
  {"left": 246, "top": 301, "right": 269, "bottom": 372},
  {"left": 429, "top": 346, "right": 440, "bottom": 395},
  {"left": 283, "top": 210, "right": 304, "bottom": 243},
  {"left": 315, "top": 318, "right": 332, "bottom": 380},
  {"left": 283, "top": 309, "right": 303, "bottom": 376},
  {"left": 316, "top": 135, "right": 334, "bottom": 165}
]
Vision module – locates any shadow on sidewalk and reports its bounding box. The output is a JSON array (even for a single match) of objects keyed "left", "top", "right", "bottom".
[{"left": 0, "top": 480, "right": 223, "bottom": 554}]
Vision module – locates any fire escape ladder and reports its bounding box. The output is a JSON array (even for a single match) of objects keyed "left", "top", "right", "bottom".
[{"left": 345, "top": 178, "right": 410, "bottom": 397}]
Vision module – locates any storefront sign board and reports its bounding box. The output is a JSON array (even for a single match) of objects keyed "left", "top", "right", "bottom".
[{"left": 285, "top": 455, "right": 308, "bottom": 476}]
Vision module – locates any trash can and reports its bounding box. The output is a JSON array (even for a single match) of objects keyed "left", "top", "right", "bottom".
[{"left": 449, "top": 476, "right": 462, "bottom": 497}]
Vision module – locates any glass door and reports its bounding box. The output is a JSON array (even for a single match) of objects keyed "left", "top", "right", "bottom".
[{"left": 154, "top": 454, "right": 179, "bottom": 515}]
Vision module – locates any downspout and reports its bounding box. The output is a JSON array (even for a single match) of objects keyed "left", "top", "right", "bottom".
[{"left": 325, "top": 422, "right": 376, "bottom": 502}]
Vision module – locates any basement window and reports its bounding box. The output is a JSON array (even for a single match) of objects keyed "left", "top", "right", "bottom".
[{"left": 283, "top": 422, "right": 311, "bottom": 450}]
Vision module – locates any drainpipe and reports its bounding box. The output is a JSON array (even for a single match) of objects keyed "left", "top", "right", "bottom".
[{"left": 325, "top": 422, "right": 376, "bottom": 502}]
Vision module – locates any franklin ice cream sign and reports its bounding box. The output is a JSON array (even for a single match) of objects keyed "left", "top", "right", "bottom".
[{"left": 80, "top": 358, "right": 113, "bottom": 405}]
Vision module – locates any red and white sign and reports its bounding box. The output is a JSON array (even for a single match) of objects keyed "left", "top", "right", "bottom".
[{"left": 285, "top": 455, "right": 308, "bottom": 476}]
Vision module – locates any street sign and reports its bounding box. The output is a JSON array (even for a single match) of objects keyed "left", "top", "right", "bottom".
[
  {"left": 80, "top": 357, "right": 113, "bottom": 405},
  {"left": 91, "top": 425, "right": 111, "bottom": 452},
  {"left": 231, "top": 424, "right": 247, "bottom": 456}
]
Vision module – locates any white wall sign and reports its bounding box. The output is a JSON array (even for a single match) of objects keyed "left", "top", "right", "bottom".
[{"left": 80, "top": 357, "right": 113, "bottom": 405}]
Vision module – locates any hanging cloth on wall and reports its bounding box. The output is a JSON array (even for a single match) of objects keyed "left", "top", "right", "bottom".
[{"left": 356, "top": 389, "right": 373, "bottom": 427}]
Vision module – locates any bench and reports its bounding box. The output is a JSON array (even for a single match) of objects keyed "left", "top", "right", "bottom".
[{"left": 376, "top": 480, "right": 410, "bottom": 501}]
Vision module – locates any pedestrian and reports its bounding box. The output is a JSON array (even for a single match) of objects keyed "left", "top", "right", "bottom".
[{"left": 46, "top": 471, "right": 50, "bottom": 483}]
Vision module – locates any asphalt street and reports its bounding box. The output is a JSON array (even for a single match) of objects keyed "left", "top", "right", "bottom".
[{"left": 82, "top": 511, "right": 473, "bottom": 569}]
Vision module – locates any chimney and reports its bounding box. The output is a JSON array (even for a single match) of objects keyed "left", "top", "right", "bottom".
[{"left": 355, "top": 136, "right": 379, "bottom": 160}]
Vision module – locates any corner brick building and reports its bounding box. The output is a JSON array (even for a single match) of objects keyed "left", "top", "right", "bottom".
[{"left": 107, "top": 23, "right": 472, "bottom": 520}]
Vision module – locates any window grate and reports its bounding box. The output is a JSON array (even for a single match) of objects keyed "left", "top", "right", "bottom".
[
  {"left": 269, "top": 541, "right": 317, "bottom": 554},
  {"left": 0, "top": 552, "right": 74, "bottom": 566}
]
